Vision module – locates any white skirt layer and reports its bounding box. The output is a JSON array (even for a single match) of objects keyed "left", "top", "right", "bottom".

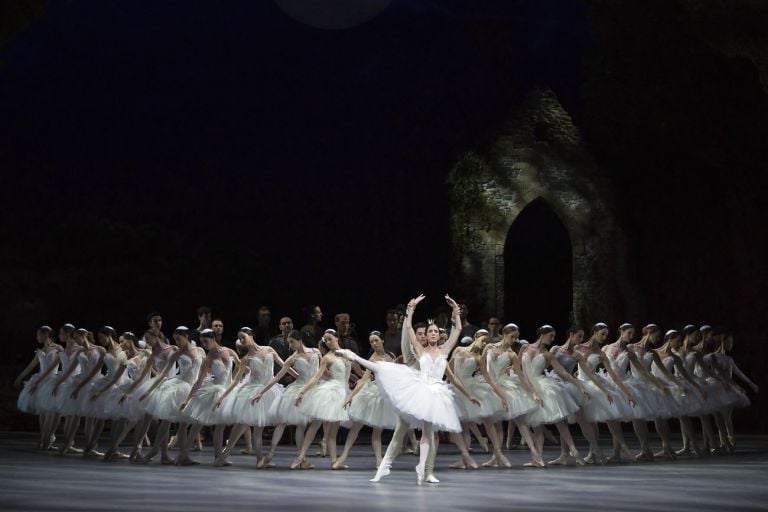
[
  {"left": 33, "top": 376, "right": 61, "bottom": 414},
  {"left": 17, "top": 374, "right": 46, "bottom": 414},
  {"left": 525, "top": 374, "right": 580, "bottom": 426},
  {"left": 297, "top": 379, "right": 349, "bottom": 423},
  {"left": 75, "top": 376, "right": 107, "bottom": 417},
  {"left": 145, "top": 377, "right": 193, "bottom": 423},
  {"left": 228, "top": 382, "right": 283, "bottom": 427},
  {"left": 495, "top": 375, "right": 539, "bottom": 420},
  {"left": 347, "top": 381, "right": 398, "bottom": 429},
  {"left": 270, "top": 381, "right": 312, "bottom": 426},
  {"left": 181, "top": 382, "right": 233, "bottom": 426},
  {"left": 578, "top": 372, "right": 634, "bottom": 423},
  {"left": 372, "top": 362, "right": 462, "bottom": 433},
  {"left": 453, "top": 376, "right": 504, "bottom": 422}
]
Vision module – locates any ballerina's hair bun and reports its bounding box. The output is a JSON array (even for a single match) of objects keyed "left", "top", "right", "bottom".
[
  {"left": 699, "top": 325, "right": 713, "bottom": 332},
  {"left": 619, "top": 323, "right": 634, "bottom": 332},
  {"left": 536, "top": 325, "right": 555, "bottom": 336},
  {"left": 38, "top": 325, "right": 53, "bottom": 334},
  {"left": 474, "top": 329, "right": 490, "bottom": 337},
  {"left": 324, "top": 328, "right": 338, "bottom": 336},
  {"left": 173, "top": 326, "right": 190, "bottom": 336},
  {"left": 642, "top": 323, "right": 659, "bottom": 335},
  {"left": 200, "top": 328, "right": 215, "bottom": 339},
  {"left": 502, "top": 323, "right": 519, "bottom": 332},
  {"left": 369, "top": 330, "right": 382, "bottom": 338},
  {"left": 664, "top": 329, "right": 679, "bottom": 340}
]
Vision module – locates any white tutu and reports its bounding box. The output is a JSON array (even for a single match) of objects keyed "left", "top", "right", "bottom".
[
  {"left": 17, "top": 379, "right": 41, "bottom": 414},
  {"left": 486, "top": 351, "right": 538, "bottom": 420},
  {"left": 269, "top": 352, "right": 320, "bottom": 426},
  {"left": 229, "top": 381, "right": 283, "bottom": 426},
  {"left": 181, "top": 382, "right": 233, "bottom": 425},
  {"left": 451, "top": 356, "right": 504, "bottom": 422},
  {"left": 523, "top": 353, "right": 580, "bottom": 426},
  {"left": 372, "top": 355, "right": 462, "bottom": 433},
  {"left": 347, "top": 380, "right": 398, "bottom": 429},
  {"left": 146, "top": 377, "right": 192, "bottom": 422},
  {"left": 17, "top": 349, "right": 60, "bottom": 414},
  {"left": 576, "top": 354, "right": 633, "bottom": 422},
  {"left": 296, "top": 358, "right": 350, "bottom": 423},
  {"left": 270, "top": 381, "right": 312, "bottom": 426}
]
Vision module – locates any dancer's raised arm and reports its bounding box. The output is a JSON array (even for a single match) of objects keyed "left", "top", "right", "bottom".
[
  {"left": 404, "top": 294, "right": 427, "bottom": 358},
  {"left": 439, "top": 295, "right": 462, "bottom": 355}
]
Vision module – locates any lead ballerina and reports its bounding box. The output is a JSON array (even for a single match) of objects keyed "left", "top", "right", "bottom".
[{"left": 336, "top": 293, "right": 471, "bottom": 485}]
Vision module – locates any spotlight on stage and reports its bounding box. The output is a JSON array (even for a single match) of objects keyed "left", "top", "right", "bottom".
[{"left": 274, "top": 0, "right": 392, "bottom": 30}]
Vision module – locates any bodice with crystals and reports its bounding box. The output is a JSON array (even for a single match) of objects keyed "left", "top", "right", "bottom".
[
  {"left": 104, "top": 351, "right": 129, "bottom": 385},
  {"left": 577, "top": 353, "right": 602, "bottom": 381},
  {"left": 210, "top": 358, "right": 233, "bottom": 386},
  {"left": 651, "top": 355, "right": 675, "bottom": 379},
  {"left": 176, "top": 353, "right": 202, "bottom": 383},
  {"left": 486, "top": 351, "right": 512, "bottom": 381},
  {"left": 59, "top": 349, "right": 81, "bottom": 376},
  {"left": 553, "top": 349, "right": 578, "bottom": 374},
  {"left": 293, "top": 353, "right": 319, "bottom": 383},
  {"left": 248, "top": 353, "right": 274, "bottom": 385},
  {"left": 522, "top": 352, "right": 548, "bottom": 380},
  {"left": 327, "top": 357, "right": 352, "bottom": 383},
  {"left": 454, "top": 355, "right": 479, "bottom": 380},
  {"left": 418, "top": 353, "right": 448, "bottom": 383},
  {"left": 606, "top": 350, "right": 631, "bottom": 380}
]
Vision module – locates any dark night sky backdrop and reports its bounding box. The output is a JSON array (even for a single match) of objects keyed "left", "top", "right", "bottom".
[{"left": 1, "top": 0, "right": 593, "bottom": 344}]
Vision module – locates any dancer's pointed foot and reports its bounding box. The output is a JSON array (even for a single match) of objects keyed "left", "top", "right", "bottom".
[
  {"left": 498, "top": 452, "right": 512, "bottom": 468},
  {"left": 449, "top": 460, "right": 466, "bottom": 469},
  {"left": 369, "top": 464, "right": 391, "bottom": 482},
  {"left": 482, "top": 455, "right": 498, "bottom": 468},
  {"left": 584, "top": 451, "right": 596, "bottom": 464},
  {"left": 175, "top": 456, "right": 200, "bottom": 466},
  {"left": 653, "top": 448, "right": 675, "bottom": 461},
  {"left": 547, "top": 454, "right": 568, "bottom": 466},
  {"left": 415, "top": 464, "right": 425, "bottom": 485},
  {"left": 256, "top": 454, "right": 275, "bottom": 469},
  {"left": 300, "top": 459, "right": 314, "bottom": 469},
  {"left": 425, "top": 474, "right": 440, "bottom": 483},
  {"left": 289, "top": 457, "right": 303, "bottom": 470},
  {"left": 635, "top": 450, "right": 654, "bottom": 462},
  {"left": 331, "top": 461, "right": 349, "bottom": 470},
  {"left": 213, "top": 457, "right": 232, "bottom": 467},
  {"left": 478, "top": 436, "right": 489, "bottom": 453},
  {"left": 675, "top": 445, "right": 692, "bottom": 456}
]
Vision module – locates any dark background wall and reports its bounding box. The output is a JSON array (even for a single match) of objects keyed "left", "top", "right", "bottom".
[{"left": 1, "top": 0, "right": 766, "bottom": 431}]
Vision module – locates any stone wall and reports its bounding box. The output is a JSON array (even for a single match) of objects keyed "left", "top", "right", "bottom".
[{"left": 448, "top": 89, "right": 633, "bottom": 326}]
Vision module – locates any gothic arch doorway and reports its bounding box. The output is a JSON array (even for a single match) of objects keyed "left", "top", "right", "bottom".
[{"left": 503, "top": 198, "right": 573, "bottom": 338}]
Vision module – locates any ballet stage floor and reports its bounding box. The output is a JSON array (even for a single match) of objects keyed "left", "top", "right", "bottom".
[{"left": 1, "top": 432, "right": 767, "bottom": 512}]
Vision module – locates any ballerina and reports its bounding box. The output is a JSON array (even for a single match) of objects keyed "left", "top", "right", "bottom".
[
  {"left": 449, "top": 329, "right": 512, "bottom": 468},
  {"left": 485, "top": 323, "right": 544, "bottom": 467},
  {"left": 140, "top": 326, "right": 205, "bottom": 465},
  {"left": 101, "top": 332, "right": 151, "bottom": 459},
  {"left": 368, "top": 321, "right": 438, "bottom": 483},
  {"left": 333, "top": 330, "right": 399, "bottom": 469},
  {"left": 712, "top": 331, "right": 758, "bottom": 451},
  {"left": 180, "top": 328, "right": 238, "bottom": 466},
  {"left": 576, "top": 323, "right": 638, "bottom": 463},
  {"left": 650, "top": 329, "right": 709, "bottom": 458},
  {"left": 291, "top": 329, "right": 352, "bottom": 469},
  {"left": 520, "top": 325, "right": 591, "bottom": 466},
  {"left": 336, "top": 294, "right": 478, "bottom": 485},
  {"left": 15, "top": 325, "right": 63, "bottom": 450},
  {"left": 217, "top": 328, "right": 296, "bottom": 465},
  {"left": 251, "top": 330, "right": 321, "bottom": 468},
  {"left": 88, "top": 328, "right": 132, "bottom": 460},
  {"left": 603, "top": 323, "right": 673, "bottom": 461},
  {"left": 119, "top": 328, "right": 178, "bottom": 462}
]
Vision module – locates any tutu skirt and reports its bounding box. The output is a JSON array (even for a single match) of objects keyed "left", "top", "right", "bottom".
[
  {"left": 228, "top": 382, "right": 283, "bottom": 427},
  {"left": 525, "top": 375, "right": 580, "bottom": 426},
  {"left": 297, "top": 380, "right": 349, "bottom": 423},
  {"left": 347, "top": 381, "right": 398, "bottom": 429},
  {"left": 453, "top": 376, "right": 504, "bottom": 422},
  {"left": 270, "top": 381, "right": 312, "bottom": 426},
  {"left": 146, "top": 377, "right": 193, "bottom": 423},
  {"left": 182, "top": 382, "right": 233, "bottom": 426},
  {"left": 372, "top": 362, "right": 462, "bottom": 433}
]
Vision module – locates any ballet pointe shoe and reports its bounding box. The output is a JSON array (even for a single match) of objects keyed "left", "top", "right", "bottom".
[
  {"left": 213, "top": 456, "right": 233, "bottom": 467},
  {"left": 449, "top": 460, "right": 467, "bottom": 469},
  {"left": 547, "top": 454, "right": 568, "bottom": 466},
  {"left": 464, "top": 454, "right": 479, "bottom": 469},
  {"left": 300, "top": 459, "right": 314, "bottom": 469},
  {"left": 290, "top": 457, "right": 303, "bottom": 470},
  {"left": 256, "top": 454, "right": 274, "bottom": 469},
  {"left": 653, "top": 448, "right": 676, "bottom": 461},
  {"left": 370, "top": 463, "right": 391, "bottom": 482},
  {"left": 415, "top": 464, "right": 425, "bottom": 485},
  {"left": 478, "top": 436, "right": 489, "bottom": 453},
  {"left": 425, "top": 474, "right": 440, "bottom": 483},
  {"left": 167, "top": 435, "right": 178, "bottom": 450},
  {"left": 315, "top": 440, "right": 328, "bottom": 457},
  {"left": 175, "top": 456, "right": 200, "bottom": 466},
  {"left": 570, "top": 449, "right": 586, "bottom": 466},
  {"left": 524, "top": 455, "right": 546, "bottom": 468},
  {"left": 634, "top": 450, "right": 654, "bottom": 462},
  {"left": 498, "top": 452, "right": 512, "bottom": 468},
  {"left": 675, "top": 444, "right": 692, "bottom": 456},
  {"left": 482, "top": 455, "right": 498, "bottom": 468},
  {"left": 331, "top": 460, "right": 349, "bottom": 470}
]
